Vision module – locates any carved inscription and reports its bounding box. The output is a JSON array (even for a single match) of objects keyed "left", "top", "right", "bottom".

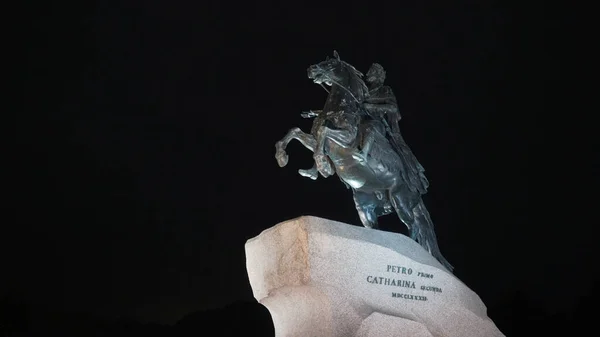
[{"left": 365, "top": 264, "right": 444, "bottom": 301}]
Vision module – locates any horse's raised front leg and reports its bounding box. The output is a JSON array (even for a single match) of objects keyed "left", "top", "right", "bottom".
[
  {"left": 275, "top": 127, "right": 317, "bottom": 167},
  {"left": 298, "top": 166, "right": 319, "bottom": 180}
]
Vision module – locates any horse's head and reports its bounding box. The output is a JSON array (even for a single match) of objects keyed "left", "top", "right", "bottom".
[
  {"left": 307, "top": 51, "right": 343, "bottom": 87},
  {"left": 307, "top": 51, "right": 368, "bottom": 103}
]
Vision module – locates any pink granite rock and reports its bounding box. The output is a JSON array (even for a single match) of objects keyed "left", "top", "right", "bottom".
[{"left": 245, "top": 216, "right": 504, "bottom": 337}]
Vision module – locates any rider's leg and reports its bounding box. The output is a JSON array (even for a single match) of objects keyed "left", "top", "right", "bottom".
[{"left": 358, "top": 120, "right": 386, "bottom": 158}]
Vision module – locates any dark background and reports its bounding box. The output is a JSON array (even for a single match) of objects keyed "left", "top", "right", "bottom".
[{"left": 7, "top": 0, "right": 587, "bottom": 336}]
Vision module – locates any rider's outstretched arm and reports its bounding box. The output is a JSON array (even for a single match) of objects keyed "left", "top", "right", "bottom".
[{"left": 300, "top": 110, "right": 322, "bottom": 118}]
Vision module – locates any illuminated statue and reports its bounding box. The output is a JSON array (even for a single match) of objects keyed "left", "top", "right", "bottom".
[{"left": 275, "top": 51, "right": 452, "bottom": 271}]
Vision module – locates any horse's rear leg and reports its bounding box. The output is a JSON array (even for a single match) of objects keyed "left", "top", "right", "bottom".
[
  {"left": 388, "top": 186, "right": 420, "bottom": 238},
  {"left": 353, "top": 191, "right": 382, "bottom": 229}
]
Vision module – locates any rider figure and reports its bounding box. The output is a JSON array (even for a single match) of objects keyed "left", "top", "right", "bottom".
[
  {"left": 356, "top": 63, "right": 402, "bottom": 159},
  {"left": 363, "top": 63, "right": 401, "bottom": 134}
]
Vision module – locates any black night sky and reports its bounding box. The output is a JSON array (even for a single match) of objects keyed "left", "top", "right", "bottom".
[{"left": 7, "top": 1, "right": 590, "bottom": 336}]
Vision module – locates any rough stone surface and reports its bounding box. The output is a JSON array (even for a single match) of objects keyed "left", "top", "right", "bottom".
[{"left": 245, "top": 216, "right": 504, "bottom": 337}]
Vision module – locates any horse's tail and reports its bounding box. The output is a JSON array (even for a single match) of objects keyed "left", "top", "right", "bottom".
[{"left": 412, "top": 200, "right": 454, "bottom": 272}]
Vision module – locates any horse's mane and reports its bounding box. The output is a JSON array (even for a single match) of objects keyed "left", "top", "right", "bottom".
[{"left": 340, "top": 60, "right": 369, "bottom": 101}]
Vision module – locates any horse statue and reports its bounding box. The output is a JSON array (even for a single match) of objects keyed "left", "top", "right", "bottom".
[{"left": 275, "top": 51, "right": 453, "bottom": 272}]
